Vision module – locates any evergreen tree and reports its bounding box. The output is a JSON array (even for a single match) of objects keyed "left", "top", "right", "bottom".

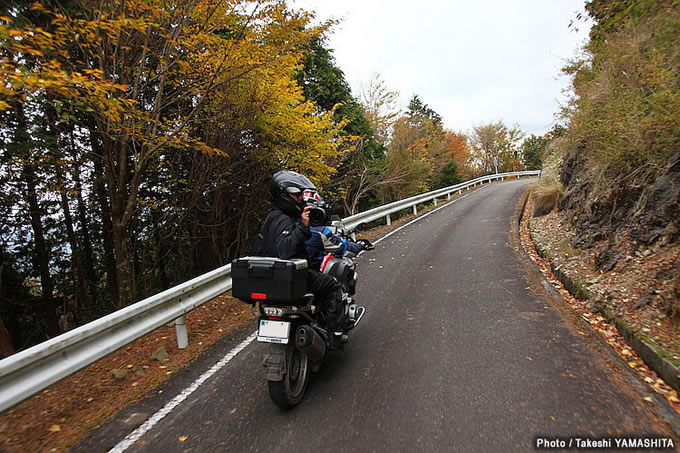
[
  {"left": 521, "top": 135, "right": 547, "bottom": 170},
  {"left": 295, "top": 36, "right": 384, "bottom": 213}
]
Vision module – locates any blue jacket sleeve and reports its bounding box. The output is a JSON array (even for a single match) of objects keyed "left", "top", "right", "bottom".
[{"left": 323, "top": 228, "right": 363, "bottom": 255}]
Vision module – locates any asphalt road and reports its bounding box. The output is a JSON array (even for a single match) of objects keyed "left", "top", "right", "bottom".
[{"left": 77, "top": 179, "right": 678, "bottom": 452}]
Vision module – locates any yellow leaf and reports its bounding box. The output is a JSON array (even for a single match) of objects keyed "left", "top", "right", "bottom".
[
  {"left": 49, "top": 425, "right": 61, "bottom": 432},
  {"left": 179, "top": 435, "right": 188, "bottom": 442}
]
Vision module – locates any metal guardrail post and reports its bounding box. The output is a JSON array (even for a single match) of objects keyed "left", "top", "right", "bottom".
[
  {"left": 0, "top": 263, "right": 232, "bottom": 412},
  {"left": 175, "top": 316, "right": 188, "bottom": 349}
]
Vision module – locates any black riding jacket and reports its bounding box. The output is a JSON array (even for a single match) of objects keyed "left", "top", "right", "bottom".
[{"left": 259, "top": 207, "right": 311, "bottom": 261}]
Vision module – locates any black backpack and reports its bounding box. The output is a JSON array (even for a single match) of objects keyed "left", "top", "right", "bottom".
[{"left": 249, "top": 212, "right": 274, "bottom": 256}]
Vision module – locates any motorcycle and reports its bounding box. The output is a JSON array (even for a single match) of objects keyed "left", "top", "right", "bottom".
[{"left": 231, "top": 220, "right": 374, "bottom": 409}]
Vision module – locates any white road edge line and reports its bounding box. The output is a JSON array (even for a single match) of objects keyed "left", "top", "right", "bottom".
[
  {"left": 111, "top": 189, "right": 477, "bottom": 452},
  {"left": 109, "top": 331, "right": 257, "bottom": 453}
]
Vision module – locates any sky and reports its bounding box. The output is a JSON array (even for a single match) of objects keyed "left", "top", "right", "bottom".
[{"left": 290, "top": 0, "right": 592, "bottom": 137}]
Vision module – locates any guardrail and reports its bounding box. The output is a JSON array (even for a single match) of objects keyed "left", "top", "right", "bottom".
[
  {"left": 343, "top": 170, "right": 539, "bottom": 230},
  {"left": 0, "top": 170, "right": 538, "bottom": 412}
]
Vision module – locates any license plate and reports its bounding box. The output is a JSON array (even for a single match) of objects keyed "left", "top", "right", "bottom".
[{"left": 258, "top": 320, "right": 290, "bottom": 344}]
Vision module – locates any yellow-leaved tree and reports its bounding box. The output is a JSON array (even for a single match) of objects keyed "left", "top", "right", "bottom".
[{"left": 1, "top": 0, "right": 344, "bottom": 309}]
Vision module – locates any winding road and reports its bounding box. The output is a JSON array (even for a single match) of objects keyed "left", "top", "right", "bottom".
[{"left": 76, "top": 179, "right": 677, "bottom": 452}]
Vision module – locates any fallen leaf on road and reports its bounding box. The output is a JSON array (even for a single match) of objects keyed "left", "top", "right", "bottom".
[
  {"left": 49, "top": 425, "right": 61, "bottom": 433},
  {"left": 179, "top": 435, "right": 188, "bottom": 442}
]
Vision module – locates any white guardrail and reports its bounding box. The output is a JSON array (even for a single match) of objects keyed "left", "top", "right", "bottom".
[{"left": 0, "top": 170, "right": 539, "bottom": 412}]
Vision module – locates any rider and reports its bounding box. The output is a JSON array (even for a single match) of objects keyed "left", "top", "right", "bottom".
[
  {"left": 257, "top": 171, "right": 347, "bottom": 349},
  {"left": 302, "top": 191, "right": 371, "bottom": 271}
]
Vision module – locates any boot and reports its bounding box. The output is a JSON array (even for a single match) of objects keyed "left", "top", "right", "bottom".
[{"left": 328, "top": 331, "right": 348, "bottom": 350}]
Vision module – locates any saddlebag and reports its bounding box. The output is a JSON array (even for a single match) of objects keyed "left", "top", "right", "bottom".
[{"left": 231, "top": 257, "right": 308, "bottom": 304}]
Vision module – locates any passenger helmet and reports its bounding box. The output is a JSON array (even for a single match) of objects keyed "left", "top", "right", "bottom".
[
  {"left": 269, "top": 171, "right": 317, "bottom": 215},
  {"left": 303, "top": 190, "right": 322, "bottom": 205}
]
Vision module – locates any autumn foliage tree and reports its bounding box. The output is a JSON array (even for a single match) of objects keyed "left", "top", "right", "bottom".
[
  {"left": 380, "top": 96, "right": 448, "bottom": 200},
  {"left": 0, "top": 0, "right": 345, "bottom": 351},
  {"left": 0, "top": 0, "right": 527, "bottom": 355},
  {"left": 469, "top": 121, "right": 524, "bottom": 174},
  {"left": 294, "top": 36, "right": 383, "bottom": 215},
  {"left": 359, "top": 74, "right": 400, "bottom": 146},
  {"left": 444, "top": 131, "right": 475, "bottom": 180}
]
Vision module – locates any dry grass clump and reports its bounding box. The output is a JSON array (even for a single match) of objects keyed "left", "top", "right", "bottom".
[{"left": 530, "top": 177, "right": 566, "bottom": 216}]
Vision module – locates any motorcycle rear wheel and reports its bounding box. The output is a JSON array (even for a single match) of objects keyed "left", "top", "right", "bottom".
[{"left": 268, "top": 343, "right": 309, "bottom": 409}]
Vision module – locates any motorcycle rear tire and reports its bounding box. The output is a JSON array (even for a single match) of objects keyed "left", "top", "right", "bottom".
[{"left": 268, "top": 343, "right": 309, "bottom": 409}]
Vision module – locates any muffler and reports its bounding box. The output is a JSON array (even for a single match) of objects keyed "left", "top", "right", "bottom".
[{"left": 295, "top": 325, "right": 326, "bottom": 362}]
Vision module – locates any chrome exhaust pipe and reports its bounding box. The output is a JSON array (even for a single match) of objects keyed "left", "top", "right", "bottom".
[
  {"left": 296, "top": 325, "right": 326, "bottom": 362},
  {"left": 347, "top": 304, "right": 366, "bottom": 330}
]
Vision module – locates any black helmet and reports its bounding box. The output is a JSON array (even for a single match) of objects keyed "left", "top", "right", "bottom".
[{"left": 269, "top": 171, "right": 317, "bottom": 215}]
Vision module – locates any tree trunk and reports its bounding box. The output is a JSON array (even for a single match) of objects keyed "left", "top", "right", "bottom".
[
  {"left": 22, "top": 164, "right": 55, "bottom": 303},
  {"left": 15, "top": 103, "right": 60, "bottom": 338},
  {"left": 97, "top": 127, "right": 137, "bottom": 308},
  {"left": 44, "top": 100, "right": 95, "bottom": 323},
  {"left": 0, "top": 260, "right": 17, "bottom": 357},
  {"left": 89, "top": 126, "right": 120, "bottom": 308},
  {"left": 72, "top": 160, "right": 98, "bottom": 298},
  {"left": 0, "top": 315, "right": 15, "bottom": 359},
  {"left": 55, "top": 164, "right": 93, "bottom": 321},
  {"left": 112, "top": 220, "right": 135, "bottom": 307}
]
